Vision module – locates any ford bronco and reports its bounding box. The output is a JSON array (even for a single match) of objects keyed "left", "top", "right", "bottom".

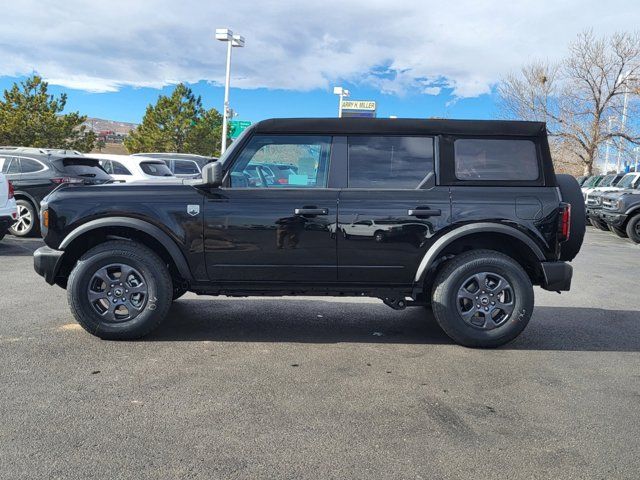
[{"left": 33, "top": 118, "right": 585, "bottom": 347}]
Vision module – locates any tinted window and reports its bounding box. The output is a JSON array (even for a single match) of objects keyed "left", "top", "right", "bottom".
[
  {"left": 1, "top": 157, "right": 20, "bottom": 175},
  {"left": 57, "top": 158, "right": 112, "bottom": 181},
  {"left": 455, "top": 139, "right": 539, "bottom": 181},
  {"left": 348, "top": 136, "right": 434, "bottom": 188},
  {"left": 111, "top": 161, "right": 132, "bottom": 175},
  {"left": 20, "top": 157, "right": 45, "bottom": 173},
  {"left": 231, "top": 135, "right": 331, "bottom": 188},
  {"left": 140, "top": 162, "right": 173, "bottom": 176},
  {"left": 174, "top": 160, "right": 200, "bottom": 175}
]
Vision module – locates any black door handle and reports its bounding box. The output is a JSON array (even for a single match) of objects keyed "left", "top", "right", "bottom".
[
  {"left": 408, "top": 208, "right": 441, "bottom": 217},
  {"left": 294, "top": 208, "right": 329, "bottom": 216}
]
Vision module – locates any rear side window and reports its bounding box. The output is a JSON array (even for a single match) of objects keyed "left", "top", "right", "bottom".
[
  {"left": 111, "top": 161, "right": 132, "bottom": 175},
  {"left": 454, "top": 139, "right": 539, "bottom": 181},
  {"left": 20, "top": 157, "right": 45, "bottom": 173},
  {"left": 1, "top": 157, "right": 20, "bottom": 174},
  {"left": 348, "top": 136, "right": 434, "bottom": 188},
  {"left": 140, "top": 161, "right": 173, "bottom": 177},
  {"left": 174, "top": 160, "right": 200, "bottom": 175}
]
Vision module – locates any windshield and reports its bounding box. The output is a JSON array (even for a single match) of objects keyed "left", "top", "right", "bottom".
[
  {"left": 140, "top": 161, "right": 174, "bottom": 177},
  {"left": 616, "top": 174, "right": 636, "bottom": 189},
  {"left": 585, "top": 176, "right": 602, "bottom": 187},
  {"left": 218, "top": 126, "right": 253, "bottom": 168},
  {"left": 599, "top": 175, "right": 616, "bottom": 187}
]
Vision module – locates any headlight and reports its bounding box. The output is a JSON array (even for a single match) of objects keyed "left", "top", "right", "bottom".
[{"left": 617, "top": 199, "right": 624, "bottom": 210}]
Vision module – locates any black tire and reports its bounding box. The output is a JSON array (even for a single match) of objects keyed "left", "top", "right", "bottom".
[
  {"left": 431, "top": 250, "right": 534, "bottom": 348},
  {"left": 591, "top": 216, "right": 610, "bottom": 231},
  {"left": 609, "top": 224, "right": 628, "bottom": 239},
  {"left": 374, "top": 230, "right": 386, "bottom": 242},
  {"left": 9, "top": 199, "right": 38, "bottom": 237},
  {"left": 625, "top": 214, "right": 640, "bottom": 243},
  {"left": 67, "top": 240, "right": 173, "bottom": 340},
  {"left": 556, "top": 174, "right": 586, "bottom": 261}
]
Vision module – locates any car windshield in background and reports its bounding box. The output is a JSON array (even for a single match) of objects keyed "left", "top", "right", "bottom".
[
  {"left": 599, "top": 175, "right": 617, "bottom": 187},
  {"left": 57, "top": 158, "right": 112, "bottom": 182},
  {"left": 585, "top": 176, "right": 602, "bottom": 187},
  {"left": 615, "top": 174, "right": 636, "bottom": 189},
  {"left": 140, "top": 162, "right": 174, "bottom": 177}
]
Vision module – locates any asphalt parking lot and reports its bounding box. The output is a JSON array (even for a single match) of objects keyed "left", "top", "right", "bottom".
[{"left": 1, "top": 229, "right": 639, "bottom": 479}]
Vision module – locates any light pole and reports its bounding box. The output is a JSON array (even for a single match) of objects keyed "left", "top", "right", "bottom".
[
  {"left": 216, "top": 28, "right": 245, "bottom": 155},
  {"left": 333, "top": 86, "right": 350, "bottom": 118}
]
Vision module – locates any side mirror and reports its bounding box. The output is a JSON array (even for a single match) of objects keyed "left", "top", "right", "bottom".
[{"left": 202, "top": 162, "right": 223, "bottom": 186}]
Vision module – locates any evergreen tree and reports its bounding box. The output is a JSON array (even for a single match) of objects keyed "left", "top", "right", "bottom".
[
  {"left": 0, "top": 75, "right": 95, "bottom": 151},
  {"left": 125, "top": 84, "right": 223, "bottom": 156}
]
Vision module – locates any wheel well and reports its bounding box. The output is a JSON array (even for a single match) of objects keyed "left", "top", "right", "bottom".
[
  {"left": 422, "top": 232, "right": 544, "bottom": 297},
  {"left": 55, "top": 226, "right": 185, "bottom": 288},
  {"left": 13, "top": 194, "right": 37, "bottom": 210}
]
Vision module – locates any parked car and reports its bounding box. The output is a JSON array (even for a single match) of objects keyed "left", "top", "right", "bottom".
[
  {"left": 91, "top": 154, "right": 178, "bottom": 183},
  {"left": 575, "top": 175, "right": 588, "bottom": 186},
  {"left": 132, "top": 153, "right": 217, "bottom": 179},
  {"left": 0, "top": 173, "right": 17, "bottom": 241},
  {"left": 0, "top": 149, "right": 112, "bottom": 237},
  {"left": 581, "top": 175, "right": 604, "bottom": 195},
  {"left": 586, "top": 173, "right": 640, "bottom": 231},
  {"left": 34, "top": 118, "right": 585, "bottom": 348},
  {"left": 600, "top": 186, "right": 640, "bottom": 242}
]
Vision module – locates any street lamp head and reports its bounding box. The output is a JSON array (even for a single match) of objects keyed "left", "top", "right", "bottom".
[
  {"left": 333, "top": 86, "right": 344, "bottom": 95},
  {"left": 215, "top": 28, "right": 233, "bottom": 41},
  {"left": 232, "top": 35, "right": 245, "bottom": 47}
]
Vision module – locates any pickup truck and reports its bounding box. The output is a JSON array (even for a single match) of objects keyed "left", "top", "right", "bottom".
[{"left": 33, "top": 118, "right": 585, "bottom": 347}]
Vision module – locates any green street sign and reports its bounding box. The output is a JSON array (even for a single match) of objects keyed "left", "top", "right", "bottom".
[{"left": 229, "top": 120, "right": 252, "bottom": 139}]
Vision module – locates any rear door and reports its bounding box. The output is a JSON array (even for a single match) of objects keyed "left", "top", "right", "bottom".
[
  {"left": 203, "top": 134, "right": 339, "bottom": 282},
  {"left": 337, "top": 135, "right": 451, "bottom": 285}
]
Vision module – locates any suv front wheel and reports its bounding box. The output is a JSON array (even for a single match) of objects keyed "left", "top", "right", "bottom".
[
  {"left": 67, "top": 240, "right": 173, "bottom": 339},
  {"left": 431, "top": 250, "right": 534, "bottom": 348}
]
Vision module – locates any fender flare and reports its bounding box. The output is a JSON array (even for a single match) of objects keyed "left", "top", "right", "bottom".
[
  {"left": 414, "top": 222, "right": 546, "bottom": 283},
  {"left": 13, "top": 190, "right": 41, "bottom": 212},
  {"left": 624, "top": 205, "right": 640, "bottom": 217},
  {"left": 59, "top": 216, "right": 193, "bottom": 281}
]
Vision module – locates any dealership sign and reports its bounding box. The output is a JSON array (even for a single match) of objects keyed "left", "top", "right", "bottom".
[{"left": 341, "top": 100, "right": 377, "bottom": 118}]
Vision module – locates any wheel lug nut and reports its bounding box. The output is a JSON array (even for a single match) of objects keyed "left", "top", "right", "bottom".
[
  {"left": 490, "top": 293, "right": 494, "bottom": 297},
  {"left": 491, "top": 301, "right": 495, "bottom": 305},
  {"left": 476, "top": 304, "right": 481, "bottom": 308},
  {"left": 475, "top": 296, "right": 479, "bottom": 300}
]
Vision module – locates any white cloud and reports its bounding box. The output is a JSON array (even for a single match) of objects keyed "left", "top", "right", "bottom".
[{"left": 0, "top": 0, "right": 638, "bottom": 98}]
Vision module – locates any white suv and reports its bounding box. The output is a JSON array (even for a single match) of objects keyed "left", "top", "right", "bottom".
[
  {"left": 90, "top": 154, "right": 178, "bottom": 183},
  {"left": 0, "top": 172, "right": 18, "bottom": 241}
]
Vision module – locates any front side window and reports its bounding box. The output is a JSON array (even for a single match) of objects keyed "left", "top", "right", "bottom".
[
  {"left": 230, "top": 135, "right": 331, "bottom": 188},
  {"left": 455, "top": 138, "right": 540, "bottom": 181},
  {"left": 348, "top": 136, "right": 434, "bottom": 189}
]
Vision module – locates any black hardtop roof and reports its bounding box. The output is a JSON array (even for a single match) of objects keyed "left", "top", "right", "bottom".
[{"left": 252, "top": 118, "right": 547, "bottom": 137}]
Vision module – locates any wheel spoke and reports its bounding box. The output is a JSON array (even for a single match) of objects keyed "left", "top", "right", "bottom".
[
  {"left": 87, "top": 290, "right": 107, "bottom": 303},
  {"left": 483, "top": 314, "right": 497, "bottom": 330},
  {"left": 93, "top": 267, "right": 113, "bottom": 286}
]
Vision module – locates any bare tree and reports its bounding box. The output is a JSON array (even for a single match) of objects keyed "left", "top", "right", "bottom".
[{"left": 499, "top": 30, "right": 640, "bottom": 175}]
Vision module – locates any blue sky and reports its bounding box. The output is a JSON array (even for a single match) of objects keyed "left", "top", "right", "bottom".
[
  {"left": 0, "top": 77, "right": 498, "bottom": 124},
  {"left": 0, "top": 0, "right": 637, "bottom": 125}
]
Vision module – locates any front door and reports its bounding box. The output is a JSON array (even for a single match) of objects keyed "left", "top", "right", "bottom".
[
  {"left": 337, "top": 135, "right": 451, "bottom": 285},
  {"left": 204, "top": 134, "right": 338, "bottom": 282}
]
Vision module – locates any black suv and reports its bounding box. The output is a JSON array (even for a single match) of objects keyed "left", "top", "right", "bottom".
[
  {"left": 0, "top": 148, "right": 112, "bottom": 236},
  {"left": 33, "top": 118, "right": 585, "bottom": 347}
]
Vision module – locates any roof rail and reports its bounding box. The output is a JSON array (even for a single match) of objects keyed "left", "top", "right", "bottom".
[{"left": 0, "top": 146, "right": 83, "bottom": 156}]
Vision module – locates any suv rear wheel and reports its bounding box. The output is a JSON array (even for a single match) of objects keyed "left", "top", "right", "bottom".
[
  {"left": 67, "top": 240, "right": 173, "bottom": 339},
  {"left": 10, "top": 199, "right": 38, "bottom": 237},
  {"left": 431, "top": 250, "right": 534, "bottom": 348}
]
